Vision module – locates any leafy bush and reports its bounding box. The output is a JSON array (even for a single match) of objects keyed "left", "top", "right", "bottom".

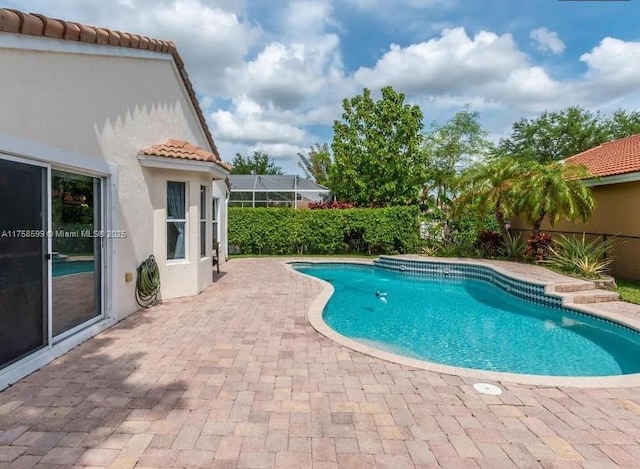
[
  {"left": 526, "top": 233, "right": 554, "bottom": 262},
  {"left": 448, "top": 209, "right": 501, "bottom": 248},
  {"left": 546, "top": 234, "right": 612, "bottom": 278},
  {"left": 228, "top": 206, "right": 421, "bottom": 255},
  {"left": 476, "top": 230, "right": 503, "bottom": 257},
  {"left": 502, "top": 232, "right": 526, "bottom": 261}
]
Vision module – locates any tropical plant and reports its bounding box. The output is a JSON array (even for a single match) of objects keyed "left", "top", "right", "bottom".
[
  {"left": 330, "top": 86, "right": 426, "bottom": 206},
  {"left": 436, "top": 241, "right": 464, "bottom": 258},
  {"left": 420, "top": 244, "right": 438, "bottom": 256},
  {"left": 475, "top": 230, "right": 503, "bottom": 257},
  {"left": 525, "top": 233, "right": 554, "bottom": 262},
  {"left": 502, "top": 232, "right": 527, "bottom": 261},
  {"left": 297, "top": 143, "right": 332, "bottom": 186},
  {"left": 455, "top": 157, "right": 524, "bottom": 230},
  {"left": 514, "top": 162, "right": 594, "bottom": 235},
  {"left": 546, "top": 234, "right": 612, "bottom": 278}
]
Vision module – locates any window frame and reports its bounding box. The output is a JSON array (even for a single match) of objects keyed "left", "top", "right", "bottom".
[
  {"left": 199, "top": 185, "right": 207, "bottom": 259},
  {"left": 212, "top": 196, "right": 219, "bottom": 249},
  {"left": 166, "top": 181, "right": 187, "bottom": 262}
]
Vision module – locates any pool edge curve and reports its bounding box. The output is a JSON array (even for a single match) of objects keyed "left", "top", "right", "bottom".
[{"left": 285, "top": 258, "right": 640, "bottom": 388}]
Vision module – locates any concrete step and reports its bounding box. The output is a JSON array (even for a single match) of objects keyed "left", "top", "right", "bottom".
[{"left": 559, "top": 289, "right": 620, "bottom": 304}]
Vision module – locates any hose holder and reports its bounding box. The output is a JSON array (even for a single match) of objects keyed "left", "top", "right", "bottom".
[{"left": 135, "top": 254, "right": 161, "bottom": 308}]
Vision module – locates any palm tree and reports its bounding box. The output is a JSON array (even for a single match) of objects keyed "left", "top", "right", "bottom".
[
  {"left": 514, "top": 162, "right": 593, "bottom": 235},
  {"left": 297, "top": 143, "right": 332, "bottom": 186},
  {"left": 455, "top": 157, "right": 525, "bottom": 231}
]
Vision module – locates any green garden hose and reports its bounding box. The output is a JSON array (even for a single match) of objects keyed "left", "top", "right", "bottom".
[{"left": 135, "top": 255, "right": 160, "bottom": 308}]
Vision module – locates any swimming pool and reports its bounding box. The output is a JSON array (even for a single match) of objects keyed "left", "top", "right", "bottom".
[{"left": 294, "top": 262, "right": 640, "bottom": 377}]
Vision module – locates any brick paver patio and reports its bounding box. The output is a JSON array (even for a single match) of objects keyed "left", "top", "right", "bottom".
[{"left": 1, "top": 258, "right": 640, "bottom": 468}]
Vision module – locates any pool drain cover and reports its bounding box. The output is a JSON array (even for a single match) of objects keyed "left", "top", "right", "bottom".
[{"left": 473, "top": 383, "right": 503, "bottom": 395}]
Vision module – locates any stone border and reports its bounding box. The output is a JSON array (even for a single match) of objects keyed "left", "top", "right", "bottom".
[{"left": 285, "top": 258, "right": 640, "bottom": 388}]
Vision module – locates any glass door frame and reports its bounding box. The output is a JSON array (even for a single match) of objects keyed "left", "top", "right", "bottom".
[
  {"left": 0, "top": 153, "right": 51, "bottom": 358},
  {"left": 50, "top": 164, "right": 107, "bottom": 344}
]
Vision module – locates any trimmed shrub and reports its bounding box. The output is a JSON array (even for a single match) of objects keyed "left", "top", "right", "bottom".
[{"left": 228, "top": 206, "right": 421, "bottom": 255}]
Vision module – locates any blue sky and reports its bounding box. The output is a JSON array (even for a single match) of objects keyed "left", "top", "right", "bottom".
[{"left": 7, "top": 0, "right": 640, "bottom": 173}]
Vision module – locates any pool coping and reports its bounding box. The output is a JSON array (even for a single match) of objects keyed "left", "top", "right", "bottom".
[{"left": 285, "top": 256, "right": 640, "bottom": 388}]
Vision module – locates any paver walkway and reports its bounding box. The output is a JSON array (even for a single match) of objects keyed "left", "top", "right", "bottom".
[{"left": 1, "top": 258, "right": 640, "bottom": 468}]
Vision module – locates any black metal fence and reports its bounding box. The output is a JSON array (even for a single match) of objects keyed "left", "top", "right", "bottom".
[{"left": 510, "top": 229, "right": 640, "bottom": 282}]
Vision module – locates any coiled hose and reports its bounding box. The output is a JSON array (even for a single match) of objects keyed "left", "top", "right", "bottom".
[{"left": 135, "top": 255, "right": 160, "bottom": 308}]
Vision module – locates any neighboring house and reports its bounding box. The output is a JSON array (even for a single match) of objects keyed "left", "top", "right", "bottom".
[
  {"left": 229, "top": 175, "right": 331, "bottom": 208},
  {"left": 0, "top": 9, "right": 230, "bottom": 389},
  {"left": 510, "top": 134, "right": 640, "bottom": 279}
]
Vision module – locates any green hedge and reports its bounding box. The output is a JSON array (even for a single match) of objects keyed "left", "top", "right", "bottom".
[{"left": 229, "top": 206, "right": 421, "bottom": 255}]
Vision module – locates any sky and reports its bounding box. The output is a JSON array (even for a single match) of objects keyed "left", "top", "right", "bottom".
[{"left": 6, "top": 0, "right": 640, "bottom": 173}]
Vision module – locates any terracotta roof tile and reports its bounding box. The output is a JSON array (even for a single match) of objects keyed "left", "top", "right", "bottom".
[
  {"left": 0, "top": 9, "right": 20, "bottom": 32},
  {"left": 0, "top": 8, "right": 221, "bottom": 161},
  {"left": 140, "top": 140, "right": 231, "bottom": 172},
  {"left": 565, "top": 134, "right": 640, "bottom": 178}
]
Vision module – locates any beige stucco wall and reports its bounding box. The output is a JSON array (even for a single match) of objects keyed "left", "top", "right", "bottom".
[
  {"left": 511, "top": 180, "right": 640, "bottom": 236},
  {"left": 147, "top": 168, "right": 223, "bottom": 300},
  {"left": 0, "top": 40, "right": 227, "bottom": 318}
]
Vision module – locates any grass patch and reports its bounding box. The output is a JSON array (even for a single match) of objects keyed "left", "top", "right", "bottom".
[{"left": 616, "top": 280, "right": 640, "bottom": 305}]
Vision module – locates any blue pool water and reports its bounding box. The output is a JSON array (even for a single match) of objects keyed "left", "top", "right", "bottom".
[
  {"left": 294, "top": 264, "right": 640, "bottom": 377},
  {"left": 52, "top": 260, "right": 94, "bottom": 277}
]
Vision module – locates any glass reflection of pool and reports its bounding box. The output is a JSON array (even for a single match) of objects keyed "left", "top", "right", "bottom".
[
  {"left": 294, "top": 263, "right": 640, "bottom": 377},
  {"left": 52, "top": 260, "right": 94, "bottom": 277}
]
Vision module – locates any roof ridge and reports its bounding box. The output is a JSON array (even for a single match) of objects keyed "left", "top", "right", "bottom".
[{"left": 0, "top": 8, "right": 221, "bottom": 162}]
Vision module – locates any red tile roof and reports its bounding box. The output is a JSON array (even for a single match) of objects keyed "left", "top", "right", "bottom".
[
  {"left": 565, "top": 134, "right": 640, "bottom": 178},
  {"left": 140, "top": 139, "right": 231, "bottom": 171},
  {"left": 0, "top": 8, "right": 221, "bottom": 161}
]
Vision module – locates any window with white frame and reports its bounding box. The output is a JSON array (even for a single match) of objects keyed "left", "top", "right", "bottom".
[
  {"left": 167, "top": 181, "right": 186, "bottom": 260},
  {"left": 212, "top": 197, "right": 219, "bottom": 248},
  {"left": 200, "top": 185, "right": 207, "bottom": 258}
]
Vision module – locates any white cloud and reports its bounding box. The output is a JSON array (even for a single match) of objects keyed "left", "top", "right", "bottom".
[
  {"left": 530, "top": 27, "right": 565, "bottom": 55},
  {"left": 210, "top": 96, "right": 309, "bottom": 145},
  {"left": 134, "top": 0, "right": 262, "bottom": 95},
  {"left": 580, "top": 37, "right": 640, "bottom": 97},
  {"left": 354, "top": 27, "right": 567, "bottom": 112},
  {"left": 355, "top": 28, "right": 526, "bottom": 93},
  {"left": 251, "top": 143, "right": 306, "bottom": 160}
]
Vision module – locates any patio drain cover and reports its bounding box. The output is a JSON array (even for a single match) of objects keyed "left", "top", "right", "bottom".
[{"left": 473, "top": 383, "right": 503, "bottom": 395}]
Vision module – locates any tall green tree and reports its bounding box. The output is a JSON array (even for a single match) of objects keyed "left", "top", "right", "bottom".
[
  {"left": 297, "top": 143, "right": 332, "bottom": 186},
  {"left": 603, "top": 109, "right": 640, "bottom": 140},
  {"left": 422, "top": 105, "right": 493, "bottom": 211},
  {"left": 498, "top": 106, "right": 640, "bottom": 163},
  {"left": 514, "top": 162, "right": 593, "bottom": 235},
  {"left": 330, "top": 86, "right": 425, "bottom": 206},
  {"left": 230, "top": 151, "right": 284, "bottom": 175}
]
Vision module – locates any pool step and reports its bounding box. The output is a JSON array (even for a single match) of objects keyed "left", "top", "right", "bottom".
[{"left": 558, "top": 290, "right": 620, "bottom": 304}]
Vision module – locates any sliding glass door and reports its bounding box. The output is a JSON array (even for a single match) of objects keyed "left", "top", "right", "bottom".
[
  {"left": 0, "top": 159, "right": 48, "bottom": 369},
  {"left": 0, "top": 159, "right": 105, "bottom": 371},
  {"left": 51, "top": 170, "right": 102, "bottom": 338}
]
